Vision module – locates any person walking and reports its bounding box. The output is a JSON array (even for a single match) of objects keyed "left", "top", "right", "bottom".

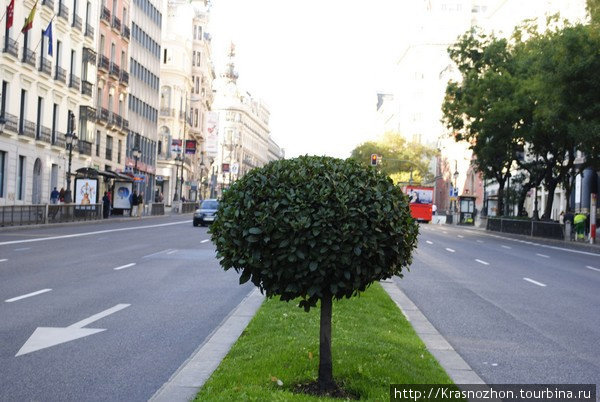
[
  {"left": 102, "top": 192, "right": 111, "bottom": 219},
  {"left": 137, "top": 192, "right": 144, "bottom": 217},
  {"left": 59, "top": 187, "right": 66, "bottom": 203},
  {"left": 131, "top": 190, "right": 138, "bottom": 217},
  {"left": 50, "top": 187, "right": 60, "bottom": 204}
]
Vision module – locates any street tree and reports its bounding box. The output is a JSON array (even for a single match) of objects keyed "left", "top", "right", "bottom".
[
  {"left": 210, "top": 156, "right": 418, "bottom": 394},
  {"left": 442, "top": 29, "right": 527, "bottom": 216},
  {"left": 350, "top": 132, "right": 436, "bottom": 184}
]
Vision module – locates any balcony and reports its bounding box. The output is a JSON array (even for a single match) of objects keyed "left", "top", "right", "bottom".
[
  {"left": 111, "top": 16, "right": 121, "bottom": 32},
  {"left": 69, "top": 74, "right": 81, "bottom": 91},
  {"left": 39, "top": 126, "right": 52, "bottom": 144},
  {"left": 114, "top": 113, "right": 122, "bottom": 127},
  {"left": 122, "top": 118, "right": 129, "bottom": 131},
  {"left": 122, "top": 26, "right": 130, "bottom": 40},
  {"left": 72, "top": 15, "right": 82, "bottom": 31},
  {"left": 98, "top": 55, "right": 109, "bottom": 71},
  {"left": 80, "top": 105, "right": 96, "bottom": 121},
  {"left": 39, "top": 56, "right": 51, "bottom": 75},
  {"left": 81, "top": 80, "right": 93, "bottom": 97},
  {"left": 54, "top": 66, "right": 67, "bottom": 83},
  {"left": 101, "top": 6, "right": 110, "bottom": 23},
  {"left": 119, "top": 70, "right": 129, "bottom": 85},
  {"left": 22, "top": 49, "right": 36, "bottom": 68},
  {"left": 109, "top": 62, "right": 120, "bottom": 78},
  {"left": 105, "top": 148, "right": 113, "bottom": 161},
  {"left": 77, "top": 140, "right": 92, "bottom": 156},
  {"left": 108, "top": 112, "right": 117, "bottom": 127},
  {"left": 42, "top": 0, "right": 54, "bottom": 9},
  {"left": 20, "top": 120, "right": 36, "bottom": 139},
  {"left": 2, "top": 113, "right": 18, "bottom": 133},
  {"left": 53, "top": 131, "right": 65, "bottom": 148},
  {"left": 58, "top": 3, "right": 69, "bottom": 21},
  {"left": 3, "top": 37, "right": 18, "bottom": 58},
  {"left": 85, "top": 23, "right": 94, "bottom": 39},
  {"left": 97, "top": 107, "right": 109, "bottom": 124}
]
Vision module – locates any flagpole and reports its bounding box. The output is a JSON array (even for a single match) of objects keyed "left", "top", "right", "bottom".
[
  {"left": 0, "top": 9, "right": 6, "bottom": 25},
  {"left": 15, "top": 0, "right": 38, "bottom": 43},
  {"left": 31, "top": 13, "right": 55, "bottom": 54}
]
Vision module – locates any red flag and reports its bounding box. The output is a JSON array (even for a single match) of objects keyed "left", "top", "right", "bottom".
[
  {"left": 6, "top": 0, "right": 14, "bottom": 29},
  {"left": 21, "top": 0, "right": 38, "bottom": 33}
]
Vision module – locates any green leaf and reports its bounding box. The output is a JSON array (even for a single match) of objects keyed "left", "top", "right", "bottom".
[
  {"left": 249, "top": 227, "right": 262, "bottom": 235},
  {"left": 354, "top": 247, "right": 362, "bottom": 256},
  {"left": 239, "top": 269, "right": 251, "bottom": 284},
  {"left": 309, "top": 262, "right": 318, "bottom": 272}
]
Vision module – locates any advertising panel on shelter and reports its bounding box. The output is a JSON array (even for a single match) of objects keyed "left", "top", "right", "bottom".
[
  {"left": 75, "top": 179, "right": 98, "bottom": 205},
  {"left": 114, "top": 181, "right": 133, "bottom": 209}
]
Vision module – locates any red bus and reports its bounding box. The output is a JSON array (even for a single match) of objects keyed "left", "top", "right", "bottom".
[{"left": 404, "top": 186, "right": 434, "bottom": 223}]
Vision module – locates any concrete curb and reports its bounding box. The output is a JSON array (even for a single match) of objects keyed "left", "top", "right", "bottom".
[
  {"left": 380, "top": 280, "right": 486, "bottom": 385},
  {"left": 150, "top": 287, "right": 265, "bottom": 402}
]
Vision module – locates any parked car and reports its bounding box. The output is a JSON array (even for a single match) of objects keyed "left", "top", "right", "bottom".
[{"left": 193, "top": 199, "right": 219, "bottom": 226}]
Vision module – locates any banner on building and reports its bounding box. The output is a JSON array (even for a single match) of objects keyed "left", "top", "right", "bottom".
[
  {"left": 206, "top": 112, "right": 219, "bottom": 158},
  {"left": 75, "top": 178, "right": 98, "bottom": 205},
  {"left": 114, "top": 181, "right": 133, "bottom": 209},
  {"left": 171, "top": 139, "right": 182, "bottom": 154},
  {"left": 185, "top": 140, "right": 197, "bottom": 154}
]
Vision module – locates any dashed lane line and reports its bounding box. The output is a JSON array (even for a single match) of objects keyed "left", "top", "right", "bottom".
[
  {"left": 0, "top": 259, "right": 7, "bottom": 262},
  {"left": 200, "top": 239, "right": 210, "bottom": 244},
  {"left": 536, "top": 253, "right": 550, "bottom": 258},
  {"left": 114, "top": 263, "right": 136, "bottom": 271},
  {"left": 143, "top": 249, "right": 172, "bottom": 258},
  {"left": 5, "top": 289, "right": 52, "bottom": 303},
  {"left": 523, "top": 277, "right": 547, "bottom": 287},
  {"left": 457, "top": 235, "right": 464, "bottom": 238},
  {"left": 475, "top": 259, "right": 489, "bottom": 265},
  {"left": 586, "top": 266, "right": 600, "bottom": 272},
  {"left": 445, "top": 248, "right": 455, "bottom": 253},
  {"left": 166, "top": 250, "right": 178, "bottom": 255},
  {"left": 501, "top": 245, "right": 512, "bottom": 249}
]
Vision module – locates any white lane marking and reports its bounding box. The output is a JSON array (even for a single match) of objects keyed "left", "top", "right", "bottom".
[
  {"left": 0, "top": 220, "right": 190, "bottom": 246},
  {"left": 445, "top": 248, "right": 455, "bottom": 253},
  {"left": 200, "top": 239, "right": 210, "bottom": 244},
  {"left": 143, "top": 249, "right": 172, "bottom": 258},
  {"left": 523, "top": 277, "right": 546, "bottom": 287},
  {"left": 586, "top": 265, "right": 600, "bottom": 272},
  {"left": 442, "top": 231, "right": 448, "bottom": 234},
  {"left": 476, "top": 240, "right": 484, "bottom": 243},
  {"left": 425, "top": 240, "right": 433, "bottom": 245},
  {"left": 114, "top": 263, "right": 136, "bottom": 271},
  {"left": 166, "top": 250, "right": 178, "bottom": 255},
  {"left": 5, "top": 289, "right": 52, "bottom": 303},
  {"left": 14, "top": 247, "right": 31, "bottom": 251},
  {"left": 536, "top": 253, "right": 549, "bottom": 258},
  {"left": 475, "top": 259, "right": 489, "bottom": 265},
  {"left": 501, "top": 245, "right": 511, "bottom": 249},
  {"left": 457, "top": 235, "right": 464, "bottom": 238},
  {"left": 0, "top": 258, "right": 7, "bottom": 262}
]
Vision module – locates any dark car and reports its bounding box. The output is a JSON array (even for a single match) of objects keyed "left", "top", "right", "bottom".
[{"left": 193, "top": 199, "right": 219, "bottom": 226}]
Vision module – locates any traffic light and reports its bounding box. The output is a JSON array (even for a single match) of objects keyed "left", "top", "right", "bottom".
[{"left": 370, "top": 154, "right": 378, "bottom": 166}]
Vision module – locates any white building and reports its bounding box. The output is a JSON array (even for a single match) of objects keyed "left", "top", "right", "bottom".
[
  {"left": 211, "top": 44, "right": 283, "bottom": 197},
  {"left": 156, "top": 0, "right": 214, "bottom": 203},
  {"left": 1, "top": 0, "right": 98, "bottom": 205}
]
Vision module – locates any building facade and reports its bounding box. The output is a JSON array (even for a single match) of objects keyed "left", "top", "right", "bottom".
[
  {"left": 126, "top": 0, "right": 161, "bottom": 203},
  {"left": 1, "top": 0, "right": 98, "bottom": 205}
]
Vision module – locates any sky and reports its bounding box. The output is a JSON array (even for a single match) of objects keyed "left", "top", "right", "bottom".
[{"left": 208, "top": 1, "right": 421, "bottom": 158}]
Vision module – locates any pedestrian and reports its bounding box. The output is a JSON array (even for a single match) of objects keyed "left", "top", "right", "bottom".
[
  {"left": 131, "top": 190, "right": 138, "bottom": 217},
  {"left": 137, "top": 192, "right": 144, "bottom": 217},
  {"left": 159, "top": 192, "right": 164, "bottom": 203},
  {"left": 181, "top": 195, "right": 186, "bottom": 203},
  {"left": 59, "top": 187, "right": 65, "bottom": 203},
  {"left": 559, "top": 211, "right": 565, "bottom": 225},
  {"left": 50, "top": 187, "right": 60, "bottom": 204},
  {"left": 102, "top": 191, "right": 111, "bottom": 219}
]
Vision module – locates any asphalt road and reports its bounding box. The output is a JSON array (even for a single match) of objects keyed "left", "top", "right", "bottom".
[
  {"left": 0, "top": 216, "right": 253, "bottom": 401},
  {"left": 397, "top": 224, "right": 600, "bottom": 386}
]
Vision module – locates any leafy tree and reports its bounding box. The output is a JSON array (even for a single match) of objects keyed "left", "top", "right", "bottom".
[
  {"left": 350, "top": 133, "right": 436, "bottom": 184},
  {"left": 442, "top": 29, "right": 527, "bottom": 216},
  {"left": 210, "top": 156, "right": 418, "bottom": 393},
  {"left": 587, "top": 0, "right": 600, "bottom": 23}
]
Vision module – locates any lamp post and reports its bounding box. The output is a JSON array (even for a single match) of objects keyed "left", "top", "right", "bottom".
[
  {"left": 64, "top": 111, "right": 77, "bottom": 204},
  {"left": 453, "top": 165, "right": 459, "bottom": 213},
  {"left": 179, "top": 152, "right": 185, "bottom": 201},
  {"left": 174, "top": 154, "right": 182, "bottom": 201},
  {"left": 131, "top": 146, "right": 141, "bottom": 192}
]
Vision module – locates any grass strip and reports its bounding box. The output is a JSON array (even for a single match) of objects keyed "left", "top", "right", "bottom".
[{"left": 195, "top": 282, "right": 453, "bottom": 401}]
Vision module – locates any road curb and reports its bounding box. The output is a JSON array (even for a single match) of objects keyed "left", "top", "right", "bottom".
[
  {"left": 150, "top": 287, "right": 265, "bottom": 402},
  {"left": 380, "top": 280, "right": 486, "bottom": 385}
]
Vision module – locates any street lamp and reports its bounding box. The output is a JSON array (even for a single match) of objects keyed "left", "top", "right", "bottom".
[
  {"left": 174, "top": 154, "right": 182, "bottom": 201},
  {"left": 131, "top": 146, "right": 141, "bottom": 192},
  {"left": 453, "top": 166, "right": 459, "bottom": 213},
  {"left": 64, "top": 111, "right": 77, "bottom": 204}
]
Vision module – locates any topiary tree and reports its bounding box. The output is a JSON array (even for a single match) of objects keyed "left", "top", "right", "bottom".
[{"left": 210, "top": 155, "right": 418, "bottom": 393}]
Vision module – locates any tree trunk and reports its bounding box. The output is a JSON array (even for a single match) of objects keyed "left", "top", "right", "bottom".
[
  {"left": 542, "top": 179, "right": 559, "bottom": 220},
  {"left": 497, "top": 183, "right": 505, "bottom": 217},
  {"left": 318, "top": 293, "right": 335, "bottom": 392},
  {"left": 516, "top": 185, "right": 532, "bottom": 217}
]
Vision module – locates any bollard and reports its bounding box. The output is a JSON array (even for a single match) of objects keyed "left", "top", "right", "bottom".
[{"left": 564, "top": 221, "right": 571, "bottom": 242}]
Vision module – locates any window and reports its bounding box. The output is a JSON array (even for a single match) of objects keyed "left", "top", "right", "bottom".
[
  {"left": 56, "top": 40, "right": 62, "bottom": 68},
  {"left": 192, "top": 51, "right": 195, "bottom": 66},
  {"left": 17, "top": 155, "right": 25, "bottom": 201},
  {"left": 0, "top": 151, "right": 5, "bottom": 198},
  {"left": 100, "top": 35, "right": 105, "bottom": 56},
  {"left": 96, "top": 129, "right": 100, "bottom": 157},
  {"left": 1, "top": 81, "right": 8, "bottom": 117},
  {"left": 106, "top": 135, "right": 113, "bottom": 160},
  {"left": 19, "top": 89, "right": 27, "bottom": 134},
  {"left": 117, "top": 139, "right": 122, "bottom": 163},
  {"left": 36, "top": 97, "right": 43, "bottom": 139},
  {"left": 52, "top": 103, "right": 58, "bottom": 144},
  {"left": 197, "top": 52, "right": 200, "bottom": 66},
  {"left": 163, "top": 48, "right": 167, "bottom": 63}
]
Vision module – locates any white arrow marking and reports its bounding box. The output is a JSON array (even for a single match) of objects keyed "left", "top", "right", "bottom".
[
  {"left": 426, "top": 240, "right": 433, "bottom": 245},
  {"left": 445, "top": 248, "right": 455, "bottom": 253},
  {"left": 16, "top": 304, "right": 130, "bottom": 356}
]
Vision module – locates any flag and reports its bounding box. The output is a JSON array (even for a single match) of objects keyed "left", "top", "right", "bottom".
[
  {"left": 6, "top": 0, "right": 14, "bottom": 29},
  {"left": 21, "top": 0, "right": 38, "bottom": 33},
  {"left": 43, "top": 20, "right": 52, "bottom": 56}
]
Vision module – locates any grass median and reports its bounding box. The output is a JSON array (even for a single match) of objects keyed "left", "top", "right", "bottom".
[{"left": 195, "top": 282, "right": 453, "bottom": 401}]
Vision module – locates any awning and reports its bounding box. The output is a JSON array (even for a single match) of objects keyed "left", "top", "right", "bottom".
[
  {"left": 75, "top": 167, "right": 99, "bottom": 177},
  {"left": 98, "top": 170, "right": 119, "bottom": 179}
]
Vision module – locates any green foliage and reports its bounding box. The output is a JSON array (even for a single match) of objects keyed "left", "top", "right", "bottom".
[
  {"left": 210, "top": 156, "right": 418, "bottom": 311},
  {"left": 588, "top": 0, "right": 600, "bottom": 23},
  {"left": 350, "top": 132, "right": 436, "bottom": 184}
]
